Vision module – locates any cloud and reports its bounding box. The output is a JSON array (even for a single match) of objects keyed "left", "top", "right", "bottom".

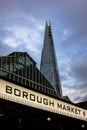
[
  {"left": 0, "top": 0, "right": 87, "bottom": 103},
  {"left": 59, "top": 54, "right": 87, "bottom": 103},
  {"left": 0, "top": 15, "right": 44, "bottom": 49},
  {"left": 70, "top": 55, "right": 87, "bottom": 83},
  {"left": 0, "top": 12, "right": 45, "bottom": 67}
]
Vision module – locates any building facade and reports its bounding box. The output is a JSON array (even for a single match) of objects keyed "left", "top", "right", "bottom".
[
  {"left": 0, "top": 22, "right": 87, "bottom": 129},
  {"left": 0, "top": 51, "right": 87, "bottom": 130},
  {"left": 40, "top": 22, "right": 62, "bottom": 97}
]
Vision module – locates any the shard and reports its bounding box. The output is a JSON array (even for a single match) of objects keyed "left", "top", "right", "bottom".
[{"left": 40, "top": 22, "right": 62, "bottom": 97}]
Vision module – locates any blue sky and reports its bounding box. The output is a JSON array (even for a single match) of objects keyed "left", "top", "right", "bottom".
[{"left": 0, "top": 0, "right": 87, "bottom": 103}]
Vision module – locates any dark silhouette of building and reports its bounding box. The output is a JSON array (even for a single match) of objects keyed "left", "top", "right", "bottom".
[{"left": 40, "top": 22, "right": 62, "bottom": 97}]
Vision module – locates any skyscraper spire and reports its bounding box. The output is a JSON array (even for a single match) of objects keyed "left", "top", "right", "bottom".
[{"left": 40, "top": 22, "right": 62, "bottom": 97}]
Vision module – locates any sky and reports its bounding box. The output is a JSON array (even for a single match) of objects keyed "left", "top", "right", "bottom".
[{"left": 0, "top": 0, "right": 87, "bottom": 103}]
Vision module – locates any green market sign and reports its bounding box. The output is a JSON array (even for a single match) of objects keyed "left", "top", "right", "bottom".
[{"left": 0, "top": 79, "right": 87, "bottom": 121}]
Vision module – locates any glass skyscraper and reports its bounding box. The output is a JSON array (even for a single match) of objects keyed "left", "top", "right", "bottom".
[{"left": 40, "top": 22, "right": 62, "bottom": 97}]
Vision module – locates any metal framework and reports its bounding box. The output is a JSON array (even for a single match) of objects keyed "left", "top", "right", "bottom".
[{"left": 0, "top": 52, "right": 58, "bottom": 98}]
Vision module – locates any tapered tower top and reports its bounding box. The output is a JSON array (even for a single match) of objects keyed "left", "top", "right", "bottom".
[{"left": 40, "top": 22, "right": 62, "bottom": 97}]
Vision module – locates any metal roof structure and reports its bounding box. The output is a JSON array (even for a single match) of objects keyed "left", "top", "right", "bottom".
[{"left": 0, "top": 52, "right": 58, "bottom": 98}]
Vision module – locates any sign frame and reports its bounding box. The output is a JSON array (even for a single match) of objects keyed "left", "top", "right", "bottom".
[{"left": 0, "top": 79, "right": 87, "bottom": 121}]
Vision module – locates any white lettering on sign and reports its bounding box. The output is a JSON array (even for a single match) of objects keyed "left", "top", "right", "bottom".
[{"left": 0, "top": 79, "right": 87, "bottom": 121}]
